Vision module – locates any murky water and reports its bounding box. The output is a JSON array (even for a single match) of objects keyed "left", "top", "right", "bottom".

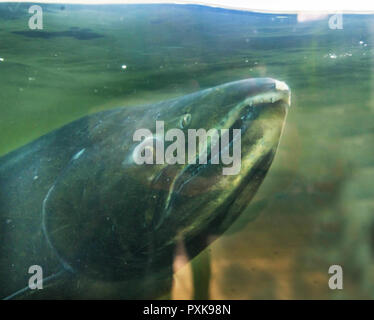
[{"left": 1, "top": 3, "right": 374, "bottom": 299}]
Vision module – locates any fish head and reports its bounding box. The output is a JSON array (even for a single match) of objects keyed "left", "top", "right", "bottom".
[
  {"left": 148, "top": 78, "right": 291, "bottom": 246},
  {"left": 42, "top": 78, "right": 290, "bottom": 280}
]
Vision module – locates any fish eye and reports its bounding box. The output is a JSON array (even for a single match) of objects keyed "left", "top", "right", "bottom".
[{"left": 180, "top": 113, "right": 192, "bottom": 129}]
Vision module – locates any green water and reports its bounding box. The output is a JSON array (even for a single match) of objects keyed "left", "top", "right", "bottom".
[{"left": 1, "top": 3, "right": 374, "bottom": 299}]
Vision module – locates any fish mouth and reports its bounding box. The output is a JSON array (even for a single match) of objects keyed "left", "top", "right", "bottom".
[
  {"left": 235, "top": 79, "right": 291, "bottom": 126},
  {"left": 245, "top": 79, "right": 290, "bottom": 112},
  {"left": 163, "top": 79, "right": 291, "bottom": 194},
  {"left": 208, "top": 79, "right": 291, "bottom": 163}
]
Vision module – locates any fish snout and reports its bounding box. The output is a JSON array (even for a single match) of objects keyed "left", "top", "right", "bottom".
[
  {"left": 274, "top": 79, "right": 291, "bottom": 108},
  {"left": 241, "top": 78, "right": 291, "bottom": 109}
]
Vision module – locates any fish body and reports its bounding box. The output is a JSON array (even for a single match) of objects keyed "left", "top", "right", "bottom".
[{"left": 0, "top": 78, "right": 290, "bottom": 299}]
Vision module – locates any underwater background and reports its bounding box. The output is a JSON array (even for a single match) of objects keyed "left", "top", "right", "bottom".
[{"left": 0, "top": 2, "right": 374, "bottom": 299}]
